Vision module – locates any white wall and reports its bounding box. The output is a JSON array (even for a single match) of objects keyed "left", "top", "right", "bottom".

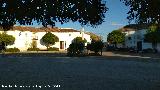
[
  {"left": 1, "top": 30, "right": 91, "bottom": 51},
  {"left": 5, "top": 30, "right": 33, "bottom": 51},
  {"left": 35, "top": 32, "right": 91, "bottom": 50},
  {"left": 157, "top": 43, "right": 160, "bottom": 52},
  {"left": 142, "top": 43, "right": 152, "bottom": 49},
  {"left": 124, "top": 30, "right": 136, "bottom": 48},
  {"left": 124, "top": 29, "right": 154, "bottom": 50}
]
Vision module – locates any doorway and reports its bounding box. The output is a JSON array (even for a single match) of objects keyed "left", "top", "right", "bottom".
[
  {"left": 137, "top": 41, "right": 142, "bottom": 51},
  {"left": 60, "top": 41, "right": 64, "bottom": 49}
]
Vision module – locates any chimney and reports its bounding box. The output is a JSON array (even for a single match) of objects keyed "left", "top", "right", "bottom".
[{"left": 81, "top": 27, "right": 84, "bottom": 40}]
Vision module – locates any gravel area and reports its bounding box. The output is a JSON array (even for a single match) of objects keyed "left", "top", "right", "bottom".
[{"left": 0, "top": 55, "right": 160, "bottom": 90}]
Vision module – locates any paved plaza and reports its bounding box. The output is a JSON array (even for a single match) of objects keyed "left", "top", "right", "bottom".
[{"left": 0, "top": 53, "right": 160, "bottom": 90}]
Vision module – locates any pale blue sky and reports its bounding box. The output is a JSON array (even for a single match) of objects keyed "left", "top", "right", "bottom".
[
  {"left": 23, "top": 0, "right": 132, "bottom": 41},
  {"left": 55, "top": 0, "right": 131, "bottom": 41}
]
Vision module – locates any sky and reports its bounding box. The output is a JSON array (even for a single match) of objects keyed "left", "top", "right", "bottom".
[
  {"left": 55, "top": 0, "right": 131, "bottom": 41},
  {"left": 25, "top": 0, "right": 131, "bottom": 41}
]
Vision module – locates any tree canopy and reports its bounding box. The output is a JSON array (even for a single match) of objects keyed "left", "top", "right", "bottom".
[
  {"left": 86, "top": 32, "right": 101, "bottom": 41},
  {"left": 144, "top": 24, "right": 160, "bottom": 44},
  {"left": 107, "top": 30, "right": 125, "bottom": 47},
  {"left": 72, "top": 37, "right": 87, "bottom": 44},
  {"left": 121, "top": 0, "right": 160, "bottom": 24},
  {"left": 68, "top": 37, "right": 86, "bottom": 56},
  {"left": 87, "top": 40, "right": 103, "bottom": 54},
  {"left": 41, "top": 32, "right": 59, "bottom": 48},
  {"left": 0, "top": 33, "right": 15, "bottom": 46},
  {"left": 0, "top": 0, "right": 107, "bottom": 30}
]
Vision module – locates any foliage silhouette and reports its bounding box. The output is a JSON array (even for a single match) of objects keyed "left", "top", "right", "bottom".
[
  {"left": 87, "top": 40, "right": 103, "bottom": 55},
  {"left": 68, "top": 37, "right": 86, "bottom": 56},
  {"left": 0, "top": 0, "right": 108, "bottom": 30},
  {"left": 121, "top": 0, "right": 160, "bottom": 24},
  {"left": 144, "top": 24, "right": 160, "bottom": 51}
]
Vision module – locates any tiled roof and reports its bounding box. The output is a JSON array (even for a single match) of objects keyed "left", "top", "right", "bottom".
[
  {"left": 121, "top": 24, "right": 150, "bottom": 32},
  {"left": 121, "top": 28, "right": 136, "bottom": 32},
  {"left": 11, "top": 26, "right": 80, "bottom": 32},
  {"left": 60, "top": 28, "right": 79, "bottom": 32},
  {"left": 123, "top": 24, "right": 150, "bottom": 30}
]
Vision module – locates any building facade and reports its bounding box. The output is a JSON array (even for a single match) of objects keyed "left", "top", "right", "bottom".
[
  {"left": 122, "top": 24, "right": 160, "bottom": 52},
  {"left": 1, "top": 26, "right": 91, "bottom": 51}
]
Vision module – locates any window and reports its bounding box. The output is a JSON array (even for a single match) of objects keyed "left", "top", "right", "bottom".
[
  {"left": 128, "top": 37, "right": 131, "bottom": 40},
  {"left": 25, "top": 33, "right": 27, "bottom": 36},
  {"left": 19, "top": 32, "right": 21, "bottom": 36}
]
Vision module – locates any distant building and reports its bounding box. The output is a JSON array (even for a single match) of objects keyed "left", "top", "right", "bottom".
[
  {"left": 0, "top": 26, "right": 91, "bottom": 51},
  {"left": 121, "top": 24, "right": 160, "bottom": 52}
]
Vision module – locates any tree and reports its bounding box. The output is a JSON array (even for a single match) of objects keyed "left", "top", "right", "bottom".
[
  {"left": 41, "top": 32, "right": 59, "bottom": 49},
  {"left": 87, "top": 40, "right": 104, "bottom": 55},
  {"left": 67, "top": 37, "right": 86, "bottom": 56},
  {"left": 67, "top": 43, "right": 85, "bottom": 56},
  {"left": 121, "top": 0, "right": 160, "bottom": 24},
  {"left": 72, "top": 37, "right": 87, "bottom": 44},
  {"left": 144, "top": 24, "right": 160, "bottom": 51},
  {"left": 107, "top": 30, "right": 125, "bottom": 48},
  {"left": 0, "top": 0, "right": 108, "bottom": 30},
  {"left": 86, "top": 32, "right": 101, "bottom": 41},
  {"left": 0, "top": 33, "right": 15, "bottom": 47}
]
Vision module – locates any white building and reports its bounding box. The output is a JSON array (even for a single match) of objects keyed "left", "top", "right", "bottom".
[
  {"left": 121, "top": 24, "right": 160, "bottom": 52},
  {"left": 0, "top": 26, "right": 91, "bottom": 51}
]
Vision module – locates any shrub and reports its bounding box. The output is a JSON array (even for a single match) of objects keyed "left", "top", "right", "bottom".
[
  {"left": 72, "top": 37, "right": 87, "bottom": 44},
  {"left": 27, "top": 48, "right": 40, "bottom": 51},
  {"left": 87, "top": 40, "right": 104, "bottom": 54},
  {"left": 67, "top": 37, "right": 86, "bottom": 56},
  {"left": 47, "top": 47, "right": 59, "bottom": 51},
  {"left": 67, "top": 43, "right": 85, "bottom": 56},
  {"left": 5, "top": 47, "right": 20, "bottom": 52}
]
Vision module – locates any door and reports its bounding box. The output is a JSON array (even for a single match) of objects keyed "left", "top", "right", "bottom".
[
  {"left": 60, "top": 41, "right": 64, "bottom": 49},
  {"left": 137, "top": 41, "right": 142, "bottom": 51}
]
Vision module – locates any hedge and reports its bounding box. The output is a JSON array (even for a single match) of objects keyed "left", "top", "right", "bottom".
[
  {"left": 5, "top": 48, "right": 20, "bottom": 52},
  {"left": 47, "top": 47, "right": 59, "bottom": 51},
  {"left": 27, "top": 48, "right": 40, "bottom": 51}
]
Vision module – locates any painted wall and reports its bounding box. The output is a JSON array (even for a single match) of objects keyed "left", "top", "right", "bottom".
[
  {"left": 157, "top": 44, "right": 160, "bottom": 52},
  {"left": 0, "top": 30, "right": 91, "bottom": 51},
  {"left": 124, "top": 30, "right": 136, "bottom": 48},
  {"left": 123, "top": 29, "right": 160, "bottom": 52}
]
